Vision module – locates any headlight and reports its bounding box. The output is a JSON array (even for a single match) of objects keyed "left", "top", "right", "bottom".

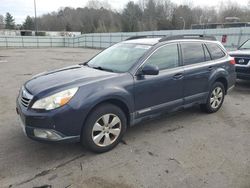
[{"left": 32, "top": 87, "right": 78, "bottom": 110}]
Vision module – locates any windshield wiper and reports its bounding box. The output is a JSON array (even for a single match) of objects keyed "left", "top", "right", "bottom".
[
  {"left": 79, "top": 62, "right": 89, "bottom": 66},
  {"left": 92, "top": 66, "right": 114, "bottom": 72}
]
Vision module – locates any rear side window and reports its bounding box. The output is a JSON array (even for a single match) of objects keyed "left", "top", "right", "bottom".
[
  {"left": 206, "top": 43, "right": 225, "bottom": 60},
  {"left": 181, "top": 43, "right": 205, "bottom": 65}
]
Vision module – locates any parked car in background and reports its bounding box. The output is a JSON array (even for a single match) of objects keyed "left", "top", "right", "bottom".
[
  {"left": 229, "top": 39, "right": 250, "bottom": 80},
  {"left": 16, "top": 35, "right": 236, "bottom": 153}
]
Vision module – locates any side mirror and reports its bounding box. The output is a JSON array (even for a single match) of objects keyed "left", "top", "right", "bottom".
[{"left": 141, "top": 65, "right": 159, "bottom": 75}]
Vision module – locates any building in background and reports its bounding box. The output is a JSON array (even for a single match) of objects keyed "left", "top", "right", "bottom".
[
  {"left": 0, "top": 29, "right": 81, "bottom": 37},
  {"left": 191, "top": 22, "right": 250, "bottom": 29}
]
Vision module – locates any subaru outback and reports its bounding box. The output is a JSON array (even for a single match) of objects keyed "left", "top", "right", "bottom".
[
  {"left": 229, "top": 39, "right": 250, "bottom": 80},
  {"left": 16, "top": 35, "right": 236, "bottom": 153}
]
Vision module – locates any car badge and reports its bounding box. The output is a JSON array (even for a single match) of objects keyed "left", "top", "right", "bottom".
[{"left": 238, "top": 59, "right": 245, "bottom": 64}]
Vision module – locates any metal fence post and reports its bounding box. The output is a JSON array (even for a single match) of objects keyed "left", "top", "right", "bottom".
[
  {"left": 84, "top": 35, "right": 86, "bottom": 48},
  {"left": 50, "top": 37, "right": 52, "bottom": 47},
  {"left": 100, "top": 34, "right": 102, "bottom": 48},
  {"left": 22, "top": 36, "right": 24, "bottom": 47},
  {"left": 109, "top": 33, "right": 112, "bottom": 47},
  {"left": 5, "top": 37, "right": 8, "bottom": 48},
  {"left": 92, "top": 35, "right": 94, "bottom": 48},
  {"left": 36, "top": 36, "right": 39, "bottom": 48}
]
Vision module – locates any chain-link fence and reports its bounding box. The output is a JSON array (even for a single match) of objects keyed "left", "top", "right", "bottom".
[{"left": 1, "top": 27, "right": 250, "bottom": 50}]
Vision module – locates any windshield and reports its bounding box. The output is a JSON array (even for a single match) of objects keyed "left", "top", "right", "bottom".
[
  {"left": 87, "top": 43, "right": 151, "bottom": 73},
  {"left": 239, "top": 40, "right": 250, "bottom": 49}
]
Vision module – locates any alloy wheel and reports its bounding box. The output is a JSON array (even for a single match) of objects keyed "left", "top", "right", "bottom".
[
  {"left": 91, "top": 114, "right": 122, "bottom": 147},
  {"left": 210, "top": 87, "right": 223, "bottom": 109}
]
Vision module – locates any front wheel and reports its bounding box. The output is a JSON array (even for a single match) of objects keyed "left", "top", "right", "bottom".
[
  {"left": 201, "top": 82, "right": 225, "bottom": 113},
  {"left": 81, "top": 104, "right": 127, "bottom": 153}
]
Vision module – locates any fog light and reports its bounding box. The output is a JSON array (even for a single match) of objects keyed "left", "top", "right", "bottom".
[{"left": 33, "top": 129, "right": 62, "bottom": 140}]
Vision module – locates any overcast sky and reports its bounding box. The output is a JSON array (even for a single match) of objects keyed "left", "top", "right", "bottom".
[{"left": 0, "top": 0, "right": 249, "bottom": 24}]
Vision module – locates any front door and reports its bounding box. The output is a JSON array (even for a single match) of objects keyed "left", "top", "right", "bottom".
[{"left": 134, "top": 43, "right": 184, "bottom": 118}]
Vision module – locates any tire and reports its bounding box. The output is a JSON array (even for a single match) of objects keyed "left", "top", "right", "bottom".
[
  {"left": 81, "top": 103, "right": 127, "bottom": 153},
  {"left": 200, "top": 82, "right": 225, "bottom": 113}
]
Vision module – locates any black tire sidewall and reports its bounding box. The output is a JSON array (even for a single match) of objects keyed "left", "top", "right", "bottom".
[{"left": 81, "top": 103, "right": 127, "bottom": 153}]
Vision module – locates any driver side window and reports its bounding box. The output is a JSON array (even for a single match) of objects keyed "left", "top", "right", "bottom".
[{"left": 145, "top": 44, "right": 179, "bottom": 70}]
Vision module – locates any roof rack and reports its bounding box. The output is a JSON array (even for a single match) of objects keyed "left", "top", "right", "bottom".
[
  {"left": 159, "top": 34, "right": 216, "bottom": 42},
  {"left": 126, "top": 35, "right": 166, "bottom": 41}
]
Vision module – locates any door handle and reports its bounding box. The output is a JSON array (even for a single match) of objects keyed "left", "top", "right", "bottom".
[{"left": 173, "top": 73, "right": 183, "bottom": 80}]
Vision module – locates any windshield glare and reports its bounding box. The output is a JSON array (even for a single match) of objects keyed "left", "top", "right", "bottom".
[
  {"left": 87, "top": 43, "right": 151, "bottom": 73},
  {"left": 239, "top": 40, "right": 250, "bottom": 49}
]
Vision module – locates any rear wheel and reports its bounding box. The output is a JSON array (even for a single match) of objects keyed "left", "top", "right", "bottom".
[
  {"left": 81, "top": 104, "right": 127, "bottom": 153},
  {"left": 201, "top": 82, "right": 225, "bottom": 113}
]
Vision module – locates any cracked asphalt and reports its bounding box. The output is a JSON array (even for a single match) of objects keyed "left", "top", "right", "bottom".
[{"left": 0, "top": 48, "right": 249, "bottom": 188}]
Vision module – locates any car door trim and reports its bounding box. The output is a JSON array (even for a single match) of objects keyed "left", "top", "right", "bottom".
[{"left": 136, "top": 98, "right": 183, "bottom": 116}]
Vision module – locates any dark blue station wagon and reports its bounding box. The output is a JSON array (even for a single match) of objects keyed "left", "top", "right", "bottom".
[{"left": 16, "top": 35, "right": 236, "bottom": 152}]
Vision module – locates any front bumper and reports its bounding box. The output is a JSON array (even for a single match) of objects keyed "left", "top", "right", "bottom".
[
  {"left": 16, "top": 97, "right": 82, "bottom": 143},
  {"left": 236, "top": 72, "right": 250, "bottom": 80},
  {"left": 236, "top": 64, "right": 250, "bottom": 80},
  {"left": 25, "top": 126, "right": 80, "bottom": 143}
]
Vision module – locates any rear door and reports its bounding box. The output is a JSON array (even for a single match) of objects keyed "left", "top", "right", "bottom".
[
  {"left": 134, "top": 43, "right": 184, "bottom": 118},
  {"left": 181, "top": 42, "right": 213, "bottom": 104}
]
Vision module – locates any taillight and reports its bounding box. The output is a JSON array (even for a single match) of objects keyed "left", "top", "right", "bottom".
[{"left": 230, "top": 58, "right": 236, "bottom": 65}]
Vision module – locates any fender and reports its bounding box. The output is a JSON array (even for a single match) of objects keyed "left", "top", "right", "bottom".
[
  {"left": 208, "top": 68, "right": 229, "bottom": 88},
  {"left": 71, "top": 85, "right": 134, "bottom": 117},
  {"left": 86, "top": 87, "right": 133, "bottom": 113}
]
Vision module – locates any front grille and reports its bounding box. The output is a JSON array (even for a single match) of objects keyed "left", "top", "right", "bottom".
[
  {"left": 236, "top": 67, "right": 250, "bottom": 74},
  {"left": 20, "top": 87, "right": 33, "bottom": 108},
  {"left": 21, "top": 96, "right": 30, "bottom": 108},
  {"left": 235, "top": 57, "right": 250, "bottom": 65}
]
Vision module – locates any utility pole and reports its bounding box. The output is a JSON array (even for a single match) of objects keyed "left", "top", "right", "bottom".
[
  {"left": 34, "top": 0, "right": 38, "bottom": 35},
  {"left": 180, "top": 17, "right": 186, "bottom": 30}
]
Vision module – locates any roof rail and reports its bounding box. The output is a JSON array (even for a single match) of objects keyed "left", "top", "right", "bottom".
[
  {"left": 126, "top": 35, "right": 166, "bottom": 41},
  {"left": 159, "top": 34, "right": 216, "bottom": 42}
]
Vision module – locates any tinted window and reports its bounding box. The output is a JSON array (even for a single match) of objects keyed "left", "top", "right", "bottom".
[
  {"left": 206, "top": 43, "right": 225, "bottom": 60},
  {"left": 145, "top": 44, "right": 179, "bottom": 70},
  {"left": 181, "top": 43, "right": 205, "bottom": 65}
]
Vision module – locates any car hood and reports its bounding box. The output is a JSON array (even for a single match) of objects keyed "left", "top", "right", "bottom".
[
  {"left": 25, "top": 65, "right": 117, "bottom": 95},
  {"left": 229, "top": 49, "right": 250, "bottom": 58}
]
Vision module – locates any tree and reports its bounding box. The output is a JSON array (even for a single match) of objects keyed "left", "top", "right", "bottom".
[
  {"left": 5, "top": 12, "right": 15, "bottom": 29},
  {"left": 143, "top": 0, "right": 158, "bottom": 30},
  {"left": 0, "top": 15, "right": 4, "bottom": 29},
  {"left": 22, "top": 16, "right": 34, "bottom": 30},
  {"left": 24, "top": 0, "right": 250, "bottom": 32},
  {"left": 86, "top": 0, "right": 111, "bottom": 10},
  {"left": 218, "top": 2, "right": 244, "bottom": 22},
  {"left": 172, "top": 5, "right": 193, "bottom": 29},
  {"left": 122, "top": 1, "right": 142, "bottom": 32}
]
